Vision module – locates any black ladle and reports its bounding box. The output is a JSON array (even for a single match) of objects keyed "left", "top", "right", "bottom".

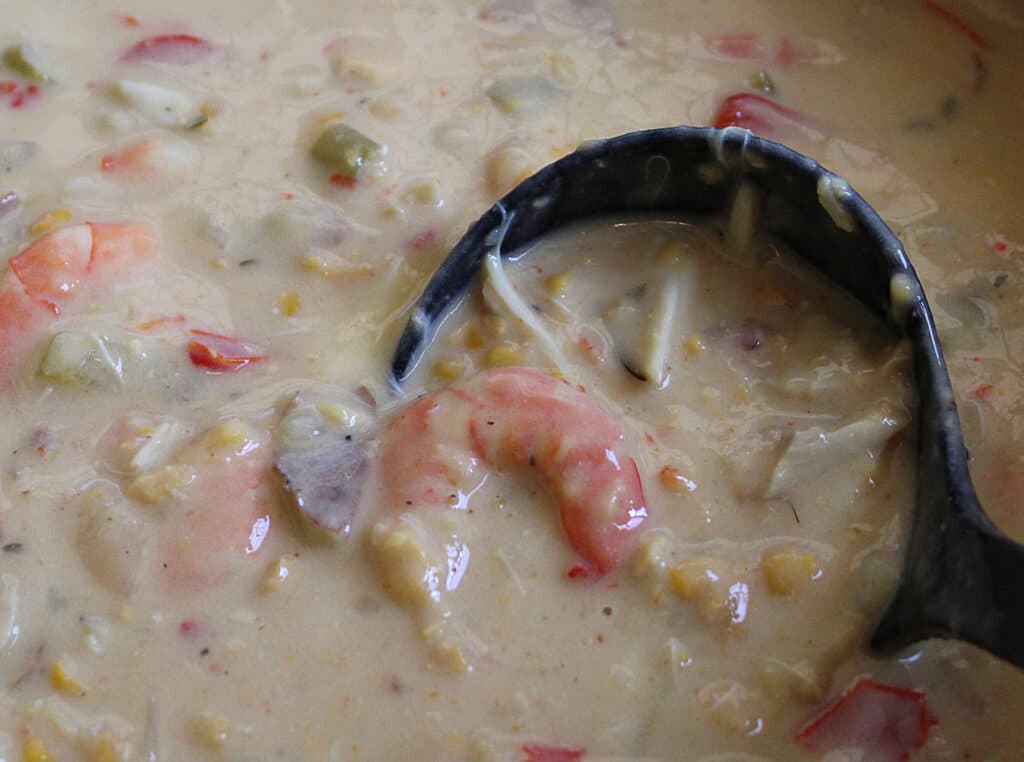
[{"left": 389, "top": 124, "right": 1024, "bottom": 668}]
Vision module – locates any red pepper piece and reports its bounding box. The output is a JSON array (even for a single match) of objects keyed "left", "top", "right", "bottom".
[
  {"left": 705, "top": 32, "right": 767, "bottom": 60},
  {"left": 796, "top": 678, "right": 936, "bottom": 762},
  {"left": 522, "top": 743, "right": 585, "bottom": 762},
  {"left": 122, "top": 34, "right": 218, "bottom": 64},
  {"left": 923, "top": 0, "right": 991, "bottom": 50},
  {"left": 187, "top": 330, "right": 266, "bottom": 371},
  {"left": 711, "top": 92, "right": 812, "bottom": 140},
  {"left": 329, "top": 172, "right": 358, "bottom": 189}
]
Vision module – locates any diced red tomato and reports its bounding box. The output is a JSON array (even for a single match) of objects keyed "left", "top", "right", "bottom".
[
  {"left": 796, "top": 678, "right": 936, "bottom": 762},
  {"left": 711, "top": 92, "right": 814, "bottom": 140},
  {"left": 122, "top": 34, "right": 217, "bottom": 64},
  {"left": 522, "top": 743, "right": 585, "bottom": 762},
  {"left": 187, "top": 330, "right": 266, "bottom": 372}
]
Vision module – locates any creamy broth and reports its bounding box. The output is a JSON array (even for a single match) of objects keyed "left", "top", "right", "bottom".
[{"left": 1, "top": 1, "right": 1023, "bottom": 760}]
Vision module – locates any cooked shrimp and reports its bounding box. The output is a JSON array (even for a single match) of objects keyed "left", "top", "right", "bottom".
[
  {"left": 106, "top": 415, "right": 277, "bottom": 593},
  {"left": 0, "top": 222, "right": 157, "bottom": 384},
  {"left": 380, "top": 367, "right": 648, "bottom": 574}
]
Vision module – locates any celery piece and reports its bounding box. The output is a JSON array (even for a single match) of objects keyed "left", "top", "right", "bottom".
[
  {"left": 310, "top": 123, "right": 385, "bottom": 177},
  {"left": 3, "top": 43, "right": 50, "bottom": 82}
]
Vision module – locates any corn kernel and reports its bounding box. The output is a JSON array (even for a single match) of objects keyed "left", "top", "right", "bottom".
[
  {"left": 261, "top": 556, "right": 291, "bottom": 593},
  {"left": 316, "top": 111, "right": 347, "bottom": 129},
  {"left": 545, "top": 271, "right": 571, "bottom": 298},
  {"left": 682, "top": 334, "right": 705, "bottom": 357},
  {"left": 127, "top": 464, "right": 196, "bottom": 505},
  {"left": 200, "top": 102, "right": 218, "bottom": 119},
  {"left": 205, "top": 418, "right": 251, "bottom": 451},
  {"left": 317, "top": 401, "right": 355, "bottom": 426},
  {"left": 50, "top": 659, "right": 86, "bottom": 695},
  {"left": 90, "top": 736, "right": 120, "bottom": 762},
  {"left": 28, "top": 208, "right": 72, "bottom": 235},
  {"left": 659, "top": 466, "right": 697, "bottom": 494},
  {"left": 279, "top": 292, "right": 302, "bottom": 317},
  {"left": 463, "top": 323, "right": 487, "bottom": 349},
  {"left": 632, "top": 535, "right": 669, "bottom": 580},
  {"left": 405, "top": 181, "right": 441, "bottom": 206},
  {"left": 374, "top": 524, "right": 432, "bottom": 606},
  {"left": 432, "top": 358, "right": 467, "bottom": 382},
  {"left": 485, "top": 145, "right": 537, "bottom": 196},
  {"left": 23, "top": 737, "right": 55, "bottom": 762},
  {"left": 761, "top": 549, "right": 818, "bottom": 595},
  {"left": 484, "top": 343, "right": 525, "bottom": 368},
  {"left": 369, "top": 99, "right": 402, "bottom": 120},
  {"left": 670, "top": 558, "right": 719, "bottom": 601},
  {"left": 190, "top": 712, "right": 229, "bottom": 750},
  {"left": 301, "top": 252, "right": 375, "bottom": 279}
]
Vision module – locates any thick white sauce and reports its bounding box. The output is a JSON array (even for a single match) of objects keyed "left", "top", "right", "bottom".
[{"left": 1, "top": 1, "right": 1023, "bottom": 760}]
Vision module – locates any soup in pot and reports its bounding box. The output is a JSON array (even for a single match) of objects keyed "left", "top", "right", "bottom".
[{"left": 1, "top": 1, "right": 1023, "bottom": 760}]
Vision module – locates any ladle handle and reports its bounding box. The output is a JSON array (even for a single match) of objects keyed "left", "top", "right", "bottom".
[
  {"left": 873, "top": 518, "right": 1024, "bottom": 668},
  {"left": 873, "top": 300, "right": 1024, "bottom": 668}
]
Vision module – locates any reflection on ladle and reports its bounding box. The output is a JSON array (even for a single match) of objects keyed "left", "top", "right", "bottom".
[{"left": 389, "top": 124, "right": 1024, "bottom": 669}]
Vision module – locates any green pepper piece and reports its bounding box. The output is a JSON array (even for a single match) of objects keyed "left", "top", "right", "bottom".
[
  {"left": 3, "top": 43, "right": 50, "bottom": 83},
  {"left": 311, "top": 123, "right": 385, "bottom": 177},
  {"left": 748, "top": 70, "right": 775, "bottom": 95}
]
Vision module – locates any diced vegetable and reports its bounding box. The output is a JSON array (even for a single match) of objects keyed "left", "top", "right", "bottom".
[
  {"left": 323, "top": 35, "right": 406, "bottom": 85},
  {"left": 712, "top": 92, "right": 813, "bottom": 140},
  {"left": 766, "top": 405, "right": 905, "bottom": 497},
  {"left": 274, "top": 390, "right": 375, "bottom": 536},
  {"left": 748, "top": 69, "right": 776, "bottom": 94},
  {"left": 310, "top": 122, "right": 385, "bottom": 179},
  {"left": 522, "top": 743, "right": 585, "bottom": 762},
  {"left": 603, "top": 291, "right": 646, "bottom": 379},
  {"left": 603, "top": 253, "right": 695, "bottom": 386},
  {"left": 0, "top": 79, "right": 40, "bottom": 109},
  {"left": 796, "top": 678, "right": 936, "bottom": 762},
  {"left": 49, "top": 659, "right": 87, "bottom": 695},
  {"left": 485, "top": 143, "right": 539, "bottom": 195},
  {"left": 3, "top": 43, "right": 51, "bottom": 82},
  {"left": 112, "top": 80, "right": 203, "bottom": 128},
  {"left": 38, "top": 331, "right": 125, "bottom": 387},
  {"left": 761, "top": 548, "right": 819, "bottom": 595},
  {"left": 187, "top": 329, "right": 266, "bottom": 371},
  {"left": 486, "top": 75, "right": 564, "bottom": 118},
  {"left": 23, "top": 737, "right": 55, "bottom": 762},
  {"left": 121, "top": 34, "right": 218, "bottom": 64}
]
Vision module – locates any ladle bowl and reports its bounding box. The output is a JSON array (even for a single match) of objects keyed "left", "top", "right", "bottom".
[{"left": 389, "top": 124, "right": 1024, "bottom": 668}]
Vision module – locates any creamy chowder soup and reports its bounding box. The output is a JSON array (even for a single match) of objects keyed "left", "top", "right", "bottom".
[{"left": 2, "top": 1, "right": 1024, "bottom": 760}]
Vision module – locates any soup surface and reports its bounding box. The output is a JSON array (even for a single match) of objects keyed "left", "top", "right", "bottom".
[{"left": 2, "top": 1, "right": 1023, "bottom": 760}]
